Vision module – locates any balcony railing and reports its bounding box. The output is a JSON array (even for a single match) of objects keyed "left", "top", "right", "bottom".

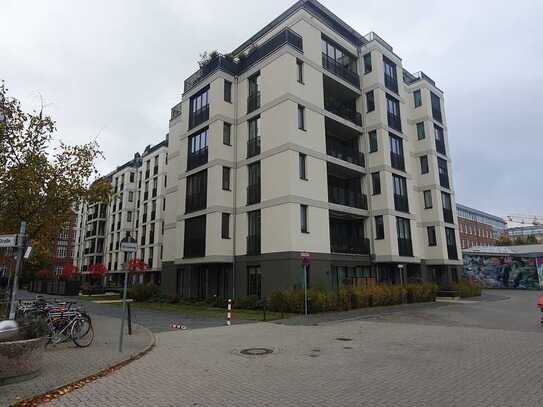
[
  {"left": 186, "top": 192, "right": 207, "bottom": 213},
  {"left": 447, "top": 244, "right": 458, "bottom": 260},
  {"left": 394, "top": 194, "right": 409, "bottom": 213},
  {"left": 321, "top": 53, "right": 360, "bottom": 88},
  {"left": 183, "top": 29, "right": 303, "bottom": 93},
  {"left": 387, "top": 113, "right": 402, "bottom": 132},
  {"left": 189, "top": 104, "right": 209, "bottom": 129},
  {"left": 247, "top": 92, "right": 261, "bottom": 114},
  {"left": 443, "top": 208, "right": 454, "bottom": 224},
  {"left": 187, "top": 147, "right": 208, "bottom": 171},
  {"left": 326, "top": 140, "right": 365, "bottom": 167},
  {"left": 398, "top": 237, "right": 413, "bottom": 257},
  {"left": 439, "top": 173, "right": 450, "bottom": 189},
  {"left": 247, "top": 183, "right": 261, "bottom": 205},
  {"left": 324, "top": 98, "right": 362, "bottom": 126},
  {"left": 247, "top": 138, "right": 261, "bottom": 158},
  {"left": 384, "top": 74, "right": 399, "bottom": 94},
  {"left": 184, "top": 237, "right": 206, "bottom": 258},
  {"left": 390, "top": 152, "right": 405, "bottom": 171},
  {"left": 328, "top": 188, "right": 368, "bottom": 210},
  {"left": 330, "top": 237, "right": 370, "bottom": 255},
  {"left": 247, "top": 234, "right": 261, "bottom": 255}
]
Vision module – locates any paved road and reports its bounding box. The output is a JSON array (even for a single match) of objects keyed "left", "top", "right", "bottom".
[{"left": 49, "top": 290, "right": 543, "bottom": 407}]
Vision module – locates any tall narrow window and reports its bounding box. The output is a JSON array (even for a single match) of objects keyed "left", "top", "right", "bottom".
[
  {"left": 375, "top": 215, "right": 384, "bottom": 240},
  {"left": 416, "top": 122, "right": 426, "bottom": 140},
  {"left": 396, "top": 217, "right": 413, "bottom": 257},
  {"left": 222, "top": 167, "right": 231, "bottom": 191},
  {"left": 223, "top": 122, "right": 231, "bottom": 146},
  {"left": 247, "top": 266, "right": 262, "bottom": 299},
  {"left": 299, "top": 153, "right": 307, "bottom": 180},
  {"left": 369, "top": 130, "right": 378, "bottom": 153},
  {"left": 366, "top": 91, "right": 375, "bottom": 112},
  {"left": 423, "top": 190, "right": 432, "bottom": 209},
  {"left": 413, "top": 90, "right": 422, "bottom": 107},
  {"left": 438, "top": 158, "right": 449, "bottom": 188},
  {"left": 371, "top": 172, "right": 381, "bottom": 195},
  {"left": 383, "top": 56, "right": 398, "bottom": 93},
  {"left": 300, "top": 205, "right": 308, "bottom": 233},
  {"left": 298, "top": 105, "right": 305, "bottom": 130},
  {"left": 247, "top": 73, "right": 261, "bottom": 113},
  {"left": 189, "top": 86, "right": 209, "bottom": 129},
  {"left": 224, "top": 80, "right": 232, "bottom": 103},
  {"left": 427, "top": 226, "right": 437, "bottom": 246},
  {"left": 386, "top": 94, "right": 401, "bottom": 131},
  {"left": 127, "top": 211, "right": 132, "bottom": 222},
  {"left": 420, "top": 155, "right": 429, "bottom": 174},
  {"left": 389, "top": 134, "right": 405, "bottom": 171},
  {"left": 434, "top": 124, "right": 446, "bottom": 155},
  {"left": 221, "top": 213, "right": 230, "bottom": 239},
  {"left": 393, "top": 175, "right": 409, "bottom": 213},
  {"left": 363, "top": 53, "right": 372, "bottom": 74},
  {"left": 296, "top": 59, "right": 304, "bottom": 83},
  {"left": 187, "top": 128, "right": 209, "bottom": 170},
  {"left": 431, "top": 92, "right": 443, "bottom": 123},
  {"left": 247, "top": 116, "right": 261, "bottom": 158}
]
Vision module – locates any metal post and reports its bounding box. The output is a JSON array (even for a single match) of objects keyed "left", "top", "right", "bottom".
[
  {"left": 304, "top": 265, "right": 308, "bottom": 316},
  {"left": 127, "top": 302, "right": 132, "bottom": 335},
  {"left": 226, "top": 298, "right": 232, "bottom": 326},
  {"left": 118, "top": 252, "right": 131, "bottom": 353},
  {"left": 9, "top": 221, "right": 26, "bottom": 320}
]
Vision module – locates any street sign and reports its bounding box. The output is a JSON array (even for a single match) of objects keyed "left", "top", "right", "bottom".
[
  {"left": 120, "top": 237, "right": 137, "bottom": 253},
  {"left": 24, "top": 246, "right": 32, "bottom": 259},
  {"left": 300, "top": 252, "right": 310, "bottom": 265},
  {"left": 0, "top": 234, "right": 17, "bottom": 248}
]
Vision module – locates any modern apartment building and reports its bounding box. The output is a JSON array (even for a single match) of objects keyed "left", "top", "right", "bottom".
[
  {"left": 74, "top": 137, "right": 168, "bottom": 285},
  {"left": 161, "top": 0, "right": 462, "bottom": 299},
  {"left": 456, "top": 203, "right": 506, "bottom": 249}
]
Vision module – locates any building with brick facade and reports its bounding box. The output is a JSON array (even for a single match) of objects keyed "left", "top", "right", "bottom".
[{"left": 456, "top": 203, "right": 506, "bottom": 249}]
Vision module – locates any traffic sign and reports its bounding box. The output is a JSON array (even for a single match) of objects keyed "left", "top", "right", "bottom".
[
  {"left": 0, "top": 235, "right": 17, "bottom": 248},
  {"left": 120, "top": 237, "right": 137, "bottom": 253}
]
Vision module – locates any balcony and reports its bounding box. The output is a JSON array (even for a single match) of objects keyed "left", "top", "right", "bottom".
[
  {"left": 247, "top": 235, "right": 261, "bottom": 255},
  {"left": 331, "top": 237, "right": 370, "bottom": 255},
  {"left": 189, "top": 104, "right": 209, "bottom": 130},
  {"left": 187, "top": 147, "right": 208, "bottom": 171},
  {"left": 326, "top": 137, "right": 364, "bottom": 167},
  {"left": 328, "top": 187, "right": 367, "bottom": 210},
  {"left": 390, "top": 152, "right": 405, "bottom": 171},
  {"left": 384, "top": 73, "right": 398, "bottom": 94},
  {"left": 394, "top": 194, "right": 409, "bottom": 213},
  {"left": 321, "top": 53, "right": 360, "bottom": 88},
  {"left": 186, "top": 192, "right": 207, "bottom": 213},
  {"left": 247, "top": 138, "right": 261, "bottom": 158},
  {"left": 247, "top": 92, "right": 261, "bottom": 114},
  {"left": 398, "top": 237, "right": 413, "bottom": 257},
  {"left": 184, "top": 237, "right": 206, "bottom": 258},
  {"left": 329, "top": 215, "right": 369, "bottom": 255},
  {"left": 387, "top": 112, "right": 402, "bottom": 132},
  {"left": 324, "top": 97, "right": 362, "bottom": 126},
  {"left": 447, "top": 244, "right": 458, "bottom": 260},
  {"left": 247, "top": 183, "right": 261, "bottom": 206},
  {"left": 443, "top": 208, "right": 454, "bottom": 224}
]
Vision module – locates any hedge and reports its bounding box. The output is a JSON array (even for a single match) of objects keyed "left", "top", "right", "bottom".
[
  {"left": 267, "top": 283, "right": 438, "bottom": 314},
  {"left": 454, "top": 280, "right": 482, "bottom": 298}
]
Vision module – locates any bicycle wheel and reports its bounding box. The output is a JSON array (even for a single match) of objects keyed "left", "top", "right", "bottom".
[{"left": 71, "top": 316, "right": 94, "bottom": 348}]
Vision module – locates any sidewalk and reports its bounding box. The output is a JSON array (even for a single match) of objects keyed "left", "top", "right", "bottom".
[{"left": 1, "top": 314, "right": 154, "bottom": 406}]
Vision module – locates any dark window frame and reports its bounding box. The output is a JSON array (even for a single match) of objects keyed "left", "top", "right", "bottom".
[
  {"left": 371, "top": 172, "right": 381, "bottom": 195},
  {"left": 298, "top": 104, "right": 306, "bottom": 130},
  {"left": 300, "top": 204, "right": 308, "bottom": 233},
  {"left": 413, "top": 89, "right": 422, "bottom": 108},
  {"left": 221, "top": 213, "right": 230, "bottom": 239},
  {"left": 417, "top": 122, "right": 426, "bottom": 140},
  {"left": 222, "top": 166, "right": 231, "bottom": 191},
  {"left": 427, "top": 226, "right": 437, "bottom": 246},
  {"left": 420, "top": 155, "right": 429, "bottom": 174},
  {"left": 299, "top": 153, "right": 307, "bottom": 180},
  {"left": 296, "top": 59, "right": 304, "bottom": 84},
  {"left": 366, "top": 90, "right": 375, "bottom": 112},
  {"left": 375, "top": 215, "right": 384, "bottom": 240},
  {"left": 223, "top": 122, "right": 232, "bottom": 146},
  {"left": 423, "top": 190, "right": 432, "bottom": 209},
  {"left": 369, "top": 130, "right": 378, "bottom": 153},
  {"left": 224, "top": 80, "right": 232, "bottom": 103},
  {"left": 363, "top": 52, "right": 372, "bottom": 74}
]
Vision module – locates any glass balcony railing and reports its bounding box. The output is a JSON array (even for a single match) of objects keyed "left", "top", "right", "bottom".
[{"left": 321, "top": 53, "right": 360, "bottom": 87}]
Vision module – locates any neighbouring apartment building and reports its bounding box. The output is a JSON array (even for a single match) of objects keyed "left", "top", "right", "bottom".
[
  {"left": 507, "top": 225, "right": 543, "bottom": 243},
  {"left": 456, "top": 203, "right": 506, "bottom": 249},
  {"left": 74, "top": 137, "right": 168, "bottom": 285},
  {"left": 51, "top": 211, "right": 78, "bottom": 276},
  {"left": 161, "top": 0, "right": 462, "bottom": 299}
]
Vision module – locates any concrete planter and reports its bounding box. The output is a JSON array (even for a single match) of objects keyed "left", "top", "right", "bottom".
[{"left": 0, "top": 336, "right": 47, "bottom": 385}]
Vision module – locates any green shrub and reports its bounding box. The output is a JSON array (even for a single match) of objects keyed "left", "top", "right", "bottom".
[
  {"left": 16, "top": 316, "right": 49, "bottom": 340},
  {"left": 127, "top": 283, "right": 161, "bottom": 302},
  {"left": 236, "top": 295, "right": 259, "bottom": 310},
  {"left": 454, "top": 280, "right": 481, "bottom": 298}
]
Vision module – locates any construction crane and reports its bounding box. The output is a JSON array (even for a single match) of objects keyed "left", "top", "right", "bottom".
[{"left": 505, "top": 214, "right": 543, "bottom": 226}]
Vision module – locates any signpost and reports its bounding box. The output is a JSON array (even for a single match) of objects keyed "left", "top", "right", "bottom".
[
  {"left": 119, "top": 235, "right": 137, "bottom": 353},
  {"left": 301, "top": 252, "right": 310, "bottom": 315},
  {"left": 4, "top": 223, "right": 27, "bottom": 319},
  {"left": 0, "top": 235, "right": 17, "bottom": 248}
]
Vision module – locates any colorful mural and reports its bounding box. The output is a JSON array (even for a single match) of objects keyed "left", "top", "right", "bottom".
[{"left": 463, "top": 254, "right": 539, "bottom": 289}]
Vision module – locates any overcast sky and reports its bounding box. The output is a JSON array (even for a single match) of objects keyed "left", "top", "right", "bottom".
[{"left": 2, "top": 0, "right": 542, "bottom": 218}]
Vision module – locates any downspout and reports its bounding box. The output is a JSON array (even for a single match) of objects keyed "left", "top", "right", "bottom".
[{"left": 232, "top": 75, "right": 239, "bottom": 300}]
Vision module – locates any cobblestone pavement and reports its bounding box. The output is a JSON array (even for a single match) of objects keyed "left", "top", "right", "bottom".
[
  {"left": 49, "top": 290, "right": 543, "bottom": 407},
  {"left": 1, "top": 314, "right": 153, "bottom": 406}
]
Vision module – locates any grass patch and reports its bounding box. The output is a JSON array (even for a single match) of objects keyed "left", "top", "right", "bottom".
[{"left": 78, "top": 294, "right": 122, "bottom": 302}]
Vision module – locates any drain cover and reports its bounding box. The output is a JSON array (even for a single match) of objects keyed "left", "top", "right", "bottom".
[
  {"left": 335, "top": 337, "right": 353, "bottom": 342},
  {"left": 240, "top": 348, "right": 274, "bottom": 356}
]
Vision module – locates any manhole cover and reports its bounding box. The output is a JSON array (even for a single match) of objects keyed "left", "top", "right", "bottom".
[
  {"left": 240, "top": 348, "right": 274, "bottom": 356},
  {"left": 335, "top": 337, "right": 353, "bottom": 342}
]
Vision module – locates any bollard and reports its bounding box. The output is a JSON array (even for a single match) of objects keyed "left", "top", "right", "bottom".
[
  {"left": 227, "top": 299, "right": 232, "bottom": 326},
  {"left": 127, "top": 302, "right": 132, "bottom": 335}
]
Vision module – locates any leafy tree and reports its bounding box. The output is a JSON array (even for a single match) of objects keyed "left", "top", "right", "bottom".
[
  {"left": 496, "top": 234, "right": 512, "bottom": 246},
  {"left": 513, "top": 236, "right": 525, "bottom": 245},
  {"left": 0, "top": 80, "right": 110, "bottom": 273},
  {"left": 526, "top": 235, "right": 538, "bottom": 244}
]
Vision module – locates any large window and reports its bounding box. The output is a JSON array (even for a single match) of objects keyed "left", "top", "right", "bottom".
[
  {"left": 393, "top": 175, "right": 409, "bottom": 213},
  {"left": 442, "top": 192, "right": 454, "bottom": 223},
  {"left": 371, "top": 172, "right": 381, "bottom": 195},
  {"left": 184, "top": 215, "right": 206, "bottom": 258},
  {"left": 417, "top": 122, "right": 426, "bottom": 140},
  {"left": 363, "top": 53, "right": 372, "bottom": 74},
  {"left": 224, "top": 80, "right": 232, "bottom": 103},
  {"left": 427, "top": 226, "right": 437, "bottom": 246},
  {"left": 185, "top": 170, "right": 207, "bottom": 213},
  {"left": 431, "top": 92, "right": 443, "bottom": 123},
  {"left": 221, "top": 213, "right": 230, "bottom": 239},
  {"left": 222, "top": 167, "right": 231, "bottom": 191},
  {"left": 383, "top": 56, "right": 398, "bottom": 93},
  {"left": 369, "top": 130, "right": 378, "bottom": 153},
  {"left": 189, "top": 86, "right": 209, "bottom": 129},
  {"left": 434, "top": 124, "right": 446, "bottom": 155},
  {"left": 247, "top": 73, "right": 261, "bottom": 113},
  {"left": 247, "top": 266, "right": 262, "bottom": 299},
  {"left": 396, "top": 217, "right": 413, "bottom": 257},
  {"left": 366, "top": 91, "right": 375, "bottom": 112},
  {"left": 187, "top": 128, "right": 208, "bottom": 170},
  {"left": 321, "top": 35, "right": 358, "bottom": 85},
  {"left": 247, "top": 210, "right": 261, "bottom": 255},
  {"left": 300, "top": 205, "right": 308, "bottom": 233},
  {"left": 438, "top": 157, "right": 449, "bottom": 188},
  {"left": 446, "top": 227, "right": 458, "bottom": 259},
  {"left": 420, "top": 155, "right": 429, "bottom": 174},
  {"left": 247, "top": 116, "right": 261, "bottom": 158},
  {"left": 247, "top": 162, "right": 261, "bottom": 205},
  {"left": 423, "top": 190, "right": 432, "bottom": 209},
  {"left": 223, "top": 122, "right": 231, "bottom": 146},
  {"left": 389, "top": 134, "right": 405, "bottom": 171},
  {"left": 375, "top": 216, "right": 384, "bottom": 240},
  {"left": 386, "top": 94, "right": 401, "bottom": 131},
  {"left": 413, "top": 90, "right": 422, "bottom": 107}
]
